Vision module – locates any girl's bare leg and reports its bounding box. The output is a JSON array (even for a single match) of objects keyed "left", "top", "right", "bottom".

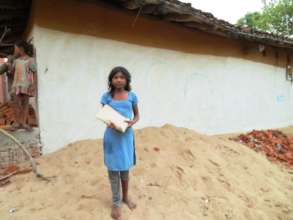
[
  {"left": 11, "top": 94, "right": 22, "bottom": 129},
  {"left": 120, "top": 171, "right": 136, "bottom": 210},
  {"left": 21, "top": 94, "right": 32, "bottom": 131},
  {"left": 19, "top": 94, "right": 26, "bottom": 126}
]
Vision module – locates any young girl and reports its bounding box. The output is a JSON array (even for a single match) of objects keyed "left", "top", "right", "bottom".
[
  {"left": 9, "top": 40, "right": 37, "bottom": 131},
  {"left": 100, "top": 66, "right": 139, "bottom": 219}
]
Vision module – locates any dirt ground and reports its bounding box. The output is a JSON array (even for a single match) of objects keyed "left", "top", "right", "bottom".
[{"left": 0, "top": 125, "right": 293, "bottom": 220}]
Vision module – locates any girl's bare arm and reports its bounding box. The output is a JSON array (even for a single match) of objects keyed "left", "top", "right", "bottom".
[{"left": 126, "top": 105, "right": 140, "bottom": 127}]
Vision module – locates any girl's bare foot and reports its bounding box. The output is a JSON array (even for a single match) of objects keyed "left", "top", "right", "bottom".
[
  {"left": 6, "top": 123, "right": 21, "bottom": 131},
  {"left": 123, "top": 198, "right": 137, "bottom": 210},
  {"left": 22, "top": 124, "right": 33, "bottom": 132},
  {"left": 111, "top": 206, "right": 121, "bottom": 220}
]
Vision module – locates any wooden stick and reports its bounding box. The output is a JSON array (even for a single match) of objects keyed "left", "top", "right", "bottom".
[
  {"left": 0, "top": 27, "right": 9, "bottom": 43},
  {"left": 0, "top": 170, "right": 17, "bottom": 182}
]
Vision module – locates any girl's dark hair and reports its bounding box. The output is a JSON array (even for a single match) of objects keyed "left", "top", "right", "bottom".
[
  {"left": 15, "top": 40, "right": 34, "bottom": 57},
  {"left": 108, "top": 66, "right": 131, "bottom": 94}
]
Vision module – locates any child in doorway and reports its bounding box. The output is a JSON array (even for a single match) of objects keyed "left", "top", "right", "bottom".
[
  {"left": 100, "top": 66, "right": 139, "bottom": 219},
  {"left": 9, "top": 40, "right": 37, "bottom": 131}
]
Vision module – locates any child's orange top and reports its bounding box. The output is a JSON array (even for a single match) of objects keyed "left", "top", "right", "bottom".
[{"left": 11, "top": 57, "right": 37, "bottom": 96}]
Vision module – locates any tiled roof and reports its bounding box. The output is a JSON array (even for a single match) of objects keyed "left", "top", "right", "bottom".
[{"left": 110, "top": 0, "right": 293, "bottom": 51}]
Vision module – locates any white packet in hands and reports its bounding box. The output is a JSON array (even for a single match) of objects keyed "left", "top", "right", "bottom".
[{"left": 96, "top": 104, "right": 129, "bottom": 133}]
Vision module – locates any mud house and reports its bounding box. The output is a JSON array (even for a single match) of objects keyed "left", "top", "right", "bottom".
[{"left": 0, "top": 0, "right": 293, "bottom": 155}]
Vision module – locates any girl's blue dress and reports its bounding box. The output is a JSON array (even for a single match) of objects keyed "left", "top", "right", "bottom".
[{"left": 100, "top": 91, "right": 138, "bottom": 171}]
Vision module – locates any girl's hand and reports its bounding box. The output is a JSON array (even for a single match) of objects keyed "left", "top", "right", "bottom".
[
  {"left": 107, "top": 122, "right": 116, "bottom": 129},
  {"left": 125, "top": 120, "right": 136, "bottom": 127}
]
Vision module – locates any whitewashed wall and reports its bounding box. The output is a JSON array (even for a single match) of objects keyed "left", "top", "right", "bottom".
[{"left": 32, "top": 26, "right": 293, "bottom": 153}]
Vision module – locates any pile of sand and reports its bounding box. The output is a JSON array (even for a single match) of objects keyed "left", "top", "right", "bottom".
[
  {"left": 280, "top": 126, "right": 293, "bottom": 137},
  {"left": 0, "top": 125, "right": 293, "bottom": 220}
]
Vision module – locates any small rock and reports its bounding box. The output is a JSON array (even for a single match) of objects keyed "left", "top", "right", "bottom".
[
  {"left": 9, "top": 208, "right": 17, "bottom": 213},
  {"left": 153, "top": 147, "right": 160, "bottom": 152}
]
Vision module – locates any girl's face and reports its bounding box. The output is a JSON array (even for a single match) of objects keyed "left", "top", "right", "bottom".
[
  {"left": 111, "top": 72, "right": 127, "bottom": 90},
  {"left": 14, "top": 46, "right": 24, "bottom": 57}
]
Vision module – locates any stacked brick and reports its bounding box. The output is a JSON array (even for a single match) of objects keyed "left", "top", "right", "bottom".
[{"left": 0, "top": 144, "right": 41, "bottom": 185}]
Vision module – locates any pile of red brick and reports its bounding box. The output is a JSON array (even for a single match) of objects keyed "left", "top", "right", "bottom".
[
  {"left": 0, "top": 102, "right": 14, "bottom": 128},
  {"left": 0, "top": 102, "right": 37, "bottom": 128},
  {"left": 233, "top": 130, "right": 293, "bottom": 166}
]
